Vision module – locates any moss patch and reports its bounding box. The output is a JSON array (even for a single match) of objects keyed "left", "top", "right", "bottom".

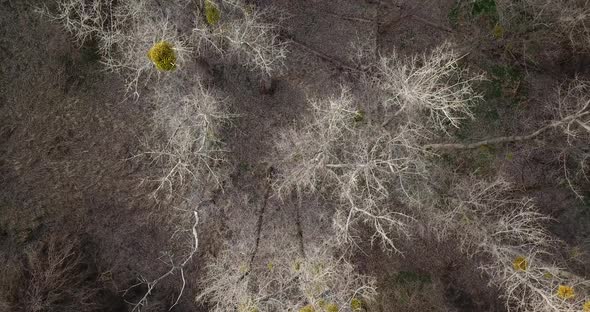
[
  {"left": 448, "top": 2, "right": 461, "bottom": 28},
  {"left": 448, "top": 0, "right": 499, "bottom": 29},
  {"left": 472, "top": 0, "right": 497, "bottom": 17},
  {"left": 395, "top": 271, "right": 432, "bottom": 285},
  {"left": 454, "top": 63, "right": 525, "bottom": 142},
  {"left": 390, "top": 271, "right": 433, "bottom": 305}
]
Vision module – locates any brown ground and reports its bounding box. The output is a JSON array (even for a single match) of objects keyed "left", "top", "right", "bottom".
[{"left": 1, "top": 0, "right": 588, "bottom": 311}]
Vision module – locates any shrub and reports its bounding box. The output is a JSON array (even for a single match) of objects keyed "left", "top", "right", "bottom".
[
  {"left": 512, "top": 256, "right": 528, "bottom": 271},
  {"left": 350, "top": 298, "right": 363, "bottom": 311},
  {"left": 22, "top": 234, "right": 102, "bottom": 312},
  {"left": 299, "top": 305, "right": 315, "bottom": 312},
  {"left": 324, "top": 303, "right": 339, "bottom": 312},
  {"left": 557, "top": 285, "right": 575, "bottom": 300}
]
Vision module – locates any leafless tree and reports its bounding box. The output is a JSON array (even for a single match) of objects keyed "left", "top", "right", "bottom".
[
  {"left": 125, "top": 211, "right": 200, "bottom": 311},
  {"left": 496, "top": 0, "right": 590, "bottom": 52},
  {"left": 135, "top": 80, "right": 234, "bottom": 199},
  {"left": 374, "top": 42, "right": 484, "bottom": 133},
  {"left": 428, "top": 176, "right": 590, "bottom": 312},
  {"left": 192, "top": 0, "right": 288, "bottom": 76},
  {"left": 274, "top": 88, "right": 425, "bottom": 253},
  {"left": 197, "top": 237, "right": 376, "bottom": 312},
  {"left": 38, "top": 0, "right": 193, "bottom": 96},
  {"left": 0, "top": 234, "right": 103, "bottom": 312}
]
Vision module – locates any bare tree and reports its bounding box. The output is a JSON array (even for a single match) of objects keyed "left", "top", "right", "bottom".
[
  {"left": 135, "top": 80, "right": 234, "bottom": 199},
  {"left": 554, "top": 79, "right": 590, "bottom": 199},
  {"left": 274, "top": 88, "right": 423, "bottom": 253},
  {"left": 193, "top": 0, "right": 288, "bottom": 76},
  {"left": 496, "top": 0, "right": 590, "bottom": 52},
  {"left": 423, "top": 78, "right": 590, "bottom": 200},
  {"left": 374, "top": 42, "right": 484, "bottom": 133},
  {"left": 125, "top": 211, "right": 200, "bottom": 311},
  {"left": 197, "top": 237, "right": 376, "bottom": 312},
  {"left": 4, "top": 234, "right": 103, "bottom": 312},
  {"left": 38, "top": 0, "right": 193, "bottom": 96},
  {"left": 428, "top": 176, "right": 590, "bottom": 312}
]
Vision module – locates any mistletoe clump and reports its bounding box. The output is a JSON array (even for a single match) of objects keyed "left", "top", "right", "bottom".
[
  {"left": 147, "top": 41, "right": 177, "bottom": 71},
  {"left": 205, "top": 0, "right": 221, "bottom": 25}
]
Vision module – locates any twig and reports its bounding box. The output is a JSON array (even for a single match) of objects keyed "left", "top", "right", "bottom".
[
  {"left": 281, "top": 33, "right": 361, "bottom": 72},
  {"left": 320, "top": 11, "right": 377, "bottom": 24},
  {"left": 250, "top": 167, "right": 274, "bottom": 264},
  {"left": 127, "top": 211, "right": 200, "bottom": 311},
  {"left": 295, "top": 193, "right": 306, "bottom": 257},
  {"left": 410, "top": 14, "right": 453, "bottom": 33},
  {"left": 238, "top": 166, "right": 275, "bottom": 282}
]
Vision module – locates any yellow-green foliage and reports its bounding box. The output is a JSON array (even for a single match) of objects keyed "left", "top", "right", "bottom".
[
  {"left": 512, "top": 256, "right": 528, "bottom": 271},
  {"left": 299, "top": 305, "right": 315, "bottom": 312},
  {"left": 492, "top": 24, "right": 504, "bottom": 39},
  {"left": 556, "top": 285, "right": 575, "bottom": 299},
  {"left": 353, "top": 110, "right": 365, "bottom": 123},
  {"left": 205, "top": 0, "right": 221, "bottom": 26},
  {"left": 237, "top": 301, "right": 259, "bottom": 312},
  {"left": 324, "top": 303, "right": 339, "bottom": 312},
  {"left": 147, "top": 41, "right": 177, "bottom": 71},
  {"left": 293, "top": 260, "right": 301, "bottom": 271},
  {"left": 350, "top": 298, "right": 363, "bottom": 311}
]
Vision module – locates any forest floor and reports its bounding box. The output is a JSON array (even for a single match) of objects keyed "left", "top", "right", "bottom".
[{"left": 1, "top": 0, "right": 589, "bottom": 311}]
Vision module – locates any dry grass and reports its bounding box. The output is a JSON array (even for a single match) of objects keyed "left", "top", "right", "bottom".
[{"left": 0, "top": 256, "right": 23, "bottom": 311}]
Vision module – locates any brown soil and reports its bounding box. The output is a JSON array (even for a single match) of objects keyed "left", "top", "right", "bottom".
[{"left": 1, "top": 0, "right": 588, "bottom": 311}]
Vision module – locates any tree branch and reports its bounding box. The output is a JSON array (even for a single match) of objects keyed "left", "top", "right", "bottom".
[
  {"left": 281, "top": 33, "right": 361, "bottom": 72},
  {"left": 126, "top": 210, "right": 200, "bottom": 311},
  {"left": 424, "top": 113, "right": 587, "bottom": 150}
]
